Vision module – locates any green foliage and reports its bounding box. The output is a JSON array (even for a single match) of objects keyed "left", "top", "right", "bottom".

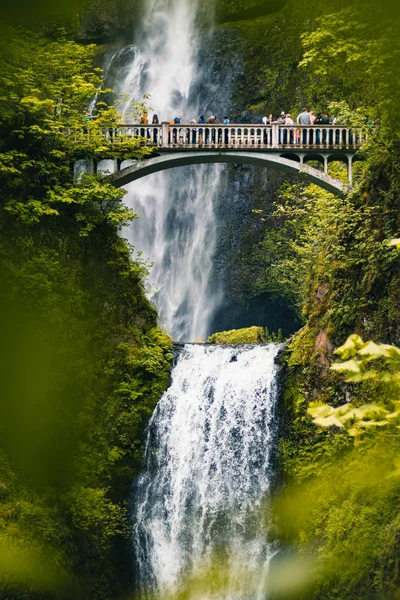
[
  {"left": 274, "top": 431, "right": 400, "bottom": 599},
  {"left": 207, "top": 326, "right": 283, "bottom": 344},
  {"left": 278, "top": 335, "right": 400, "bottom": 598},
  {"left": 222, "top": 0, "right": 356, "bottom": 119},
  {"left": 0, "top": 25, "right": 172, "bottom": 600},
  {"left": 298, "top": 2, "right": 400, "bottom": 126},
  {"left": 224, "top": 5, "right": 400, "bottom": 596},
  {"left": 332, "top": 334, "right": 400, "bottom": 387},
  {"left": 78, "top": 0, "right": 142, "bottom": 42},
  {"left": 0, "top": 0, "right": 89, "bottom": 30},
  {"left": 0, "top": 28, "right": 151, "bottom": 228},
  {"left": 215, "top": 0, "right": 287, "bottom": 24}
]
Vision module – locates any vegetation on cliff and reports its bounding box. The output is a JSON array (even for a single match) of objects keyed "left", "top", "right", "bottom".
[
  {"left": 224, "top": 1, "right": 400, "bottom": 596},
  {"left": 0, "top": 26, "right": 172, "bottom": 599}
]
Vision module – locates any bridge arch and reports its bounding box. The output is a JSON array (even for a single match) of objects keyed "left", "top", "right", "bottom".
[{"left": 111, "top": 151, "right": 349, "bottom": 195}]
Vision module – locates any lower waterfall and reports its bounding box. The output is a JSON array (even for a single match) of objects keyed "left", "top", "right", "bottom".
[{"left": 133, "top": 344, "right": 280, "bottom": 599}]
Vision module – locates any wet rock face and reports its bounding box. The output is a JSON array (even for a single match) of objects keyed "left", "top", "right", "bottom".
[
  {"left": 198, "top": 26, "right": 302, "bottom": 336},
  {"left": 209, "top": 167, "right": 302, "bottom": 337},
  {"left": 190, "top": 28, "right": 245, "bottom": 118}
]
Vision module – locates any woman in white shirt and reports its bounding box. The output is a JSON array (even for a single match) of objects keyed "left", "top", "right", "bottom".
[{"left": 285, "top": 113, "right": 294, "bottom": 125}]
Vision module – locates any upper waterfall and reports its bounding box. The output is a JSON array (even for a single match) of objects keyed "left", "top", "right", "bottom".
[
  {"left": 113, "top": 0, "right": 223, "bottom": 343},
  {"left": 133, "top": 343, "right": 280, "bottom": 599},
  {"left": 118, "top": 0, "right": 201, "bottom": 118}
]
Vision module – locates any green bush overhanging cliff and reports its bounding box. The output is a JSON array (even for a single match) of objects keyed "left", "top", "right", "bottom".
[{"left": 0, "top": 27, "right": 172, "bottom": 599}]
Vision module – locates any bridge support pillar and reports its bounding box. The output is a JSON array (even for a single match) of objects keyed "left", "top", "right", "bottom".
[
  {"left": 73, "top": 158, "right": 94, "bottom": 182},
  {"left": 347, "top": 154, "right": 354, "bottom": 184},
  {"left": 324, "top": 156, "right": 328, "bottom": 174}
]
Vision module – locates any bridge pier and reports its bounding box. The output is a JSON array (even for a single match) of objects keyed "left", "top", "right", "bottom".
[
  {"left": 347, "top": 154, "right": 354, "bottom": 184},
  {"left": 97, "top": 159, "right": 117, "bottom": 175},
  {"left": 73, "top": 157, "right": 94, "bottom": 182}
]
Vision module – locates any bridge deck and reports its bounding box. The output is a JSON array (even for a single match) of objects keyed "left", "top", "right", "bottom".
[{"left": 74, "top": 123, "right": 366, "bottom": 193}]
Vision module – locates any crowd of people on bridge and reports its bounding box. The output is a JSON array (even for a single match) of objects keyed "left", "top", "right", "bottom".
[
  {"left": 139, "top": 108, "right": 341, "bottom": 127},
  {"left": 135, "top": 107, "right": 369, "bottom": 147}
]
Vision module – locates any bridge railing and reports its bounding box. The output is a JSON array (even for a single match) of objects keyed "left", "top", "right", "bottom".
[
  {"left": 104, "top": 125, "right": 162, "bottom": 145},
  {"left": 101, "top": 123, "right": 366, "bottom": 150}
]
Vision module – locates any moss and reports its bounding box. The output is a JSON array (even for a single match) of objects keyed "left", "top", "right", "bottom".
[
  {"left": 207, "top": 326, "right": 283, "bottom": 344},
  {"left": 216, "top": 0, "right": 287, "bottom": 24}
]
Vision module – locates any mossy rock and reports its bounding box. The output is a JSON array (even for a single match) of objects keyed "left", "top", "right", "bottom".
[
  {"left": 207, "top": 326, "right": 282, "bottom": 345},
  {"left": 215, "top": 0, "right": 287, "bottom": 23}
]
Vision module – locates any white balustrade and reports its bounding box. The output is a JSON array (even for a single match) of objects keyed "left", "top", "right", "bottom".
[{"left": 75, "top": 123, "right": 366, "bottom": 151}]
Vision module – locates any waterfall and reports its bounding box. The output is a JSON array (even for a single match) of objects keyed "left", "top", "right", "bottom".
[
  {"left": 134, "top": 344, "right": 280, "bottom": 599},
  {"left": 115, "top": 0, "right": 223, "bottom": 342}
]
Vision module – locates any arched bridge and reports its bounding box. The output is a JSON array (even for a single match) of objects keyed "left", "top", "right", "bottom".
[{"left": 75, "top": 123, "right": 366, "bottom": 195}]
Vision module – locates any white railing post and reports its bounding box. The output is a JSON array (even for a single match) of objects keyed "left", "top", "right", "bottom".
[
  {"left": 272, "top": 124, "right": 279, "bottom": 148},
  {"left": 162, "top": 122, "right": 169, "bottom": 148}
]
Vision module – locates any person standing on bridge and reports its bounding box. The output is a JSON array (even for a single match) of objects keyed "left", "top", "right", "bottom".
[
  {"left": 285, "top": 114, "right": 294, "bottom": 126},
  {"left": 297, "top": 108, "right": 311, "bottom": 144},
  {"left": 189, "top": 118, "right": 197, "bottom": 144},
  {"left": 314, "top": 113, "right": 322, "bottom": 145},
  {"left": 278, "top": 111, "right": 286, "bottom": 124},
  {"left": 223, "top": 117, "right": 230, "bottom": 143},
  {"left": 320, "top": 113, "right": 331, "bottom": 144},
  {"left": 262, "top": 115, "right": 273, "bottom": 143},
  {"left": 152, "top": 114, "right": 159, "bottom": 144},
  {"left": 285, "top": 113, "right": 294, "bottom": 144},
  {"left": 277, "top": 112, "right": 286, "bottom": 143},
  {"left": 198, "top": 115, "right": 205, "bottom": 145},
  {"left": 297, "top": 108, "right": 311, "bottom": 125}
]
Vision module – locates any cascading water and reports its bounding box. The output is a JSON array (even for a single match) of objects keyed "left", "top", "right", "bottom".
[
  {"left": 134, "top": 344, "right": 280, "bottom": 599},
  {"left": 115, "top": 0, "right": 223, "bottom": 342}
]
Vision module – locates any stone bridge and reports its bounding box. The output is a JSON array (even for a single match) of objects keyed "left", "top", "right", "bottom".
[{"left": 74, "top": 123, "right": 366, "bottom": 194}]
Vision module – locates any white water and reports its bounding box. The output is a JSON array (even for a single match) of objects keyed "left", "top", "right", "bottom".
[
  {"left": 116, "top": 0, "right": 222, "bottom": 342},
  {"left": 134, "top": 344, "right": 280, "bottom": 599}
]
